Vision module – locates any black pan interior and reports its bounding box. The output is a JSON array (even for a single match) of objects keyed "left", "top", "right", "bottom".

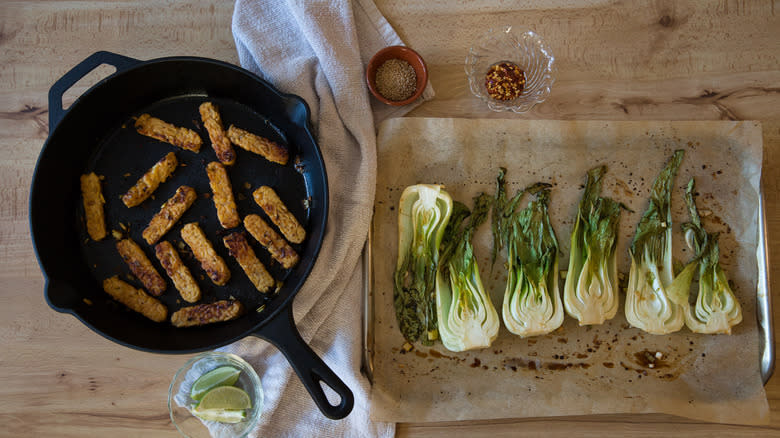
[{"left": 31, "top": 59, "right": 327, "bottom": 352}]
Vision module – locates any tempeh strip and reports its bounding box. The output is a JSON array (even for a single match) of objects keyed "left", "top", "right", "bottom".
[
  {"left": 199, "top": 102, "right": 235, "bottom": 165},
  {"left": 155, "top": 241, "right": 201, "bottom": 303},
  {"left": 134, "top": 113, "right": 202, "bottom": 152},
  {"left": 171, "top": 300, "right": 244, "bottom": 327},
  {"left": 223, "top": 232, "right": 274, "bottom": 292},
  {"left": 142, "top": 185, "right": 197, "bottom": 245},
  {"left": 121, "top": 152, "right": 178, "bottom": 208},
  {"left": 116, "top": 238, "right": 167, "bottom": 296},
  {"left": 180, "top": 222, "right": 231, "bottom": 286},
  {"left": 102, "top": 276, "right": 167, "bottom": 323},
  {"left": 252, "top": 185, "right": 306, "bottom": 244},
  {"left": 244, "top": 214, "right": 299, "bottom": 269},
  {"left": 227, "top": 125, "right": 288, "bottom": 165},
  {"left": 206, "top": 162, "right": 240, "bottom": 229},
  {"left": 80, "top": 172, "right": 107, "bottom": 240}
]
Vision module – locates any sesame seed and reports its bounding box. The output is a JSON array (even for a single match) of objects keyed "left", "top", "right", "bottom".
[{"left": 375, "top": 59, "right": 417, "bottom": 101}]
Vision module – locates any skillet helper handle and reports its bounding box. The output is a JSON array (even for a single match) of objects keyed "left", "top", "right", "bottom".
[
  {"left": 252, "top": 305, "right": 354, "bottom": 420},
  {"left": 48, "top": 51, "right": 140, "bottom": 132}
]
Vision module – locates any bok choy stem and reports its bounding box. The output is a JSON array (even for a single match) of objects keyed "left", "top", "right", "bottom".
[
  {"left": 625, "top": 150, "right": 692, "bottom": 334},
  {"left": 394, "top": 184, "right": 453, "bottom": 344},
  {"left": 681, "top": 178, "right": 742, "bottom": 334},
  {"left": 563, "top": 166, "right": 627, "bottom": 325},
  {"left": 493, "top": 170, "right": 562, "bottom": 337},
  {"left": 436, "top": 193, "right": 499, "bottom": 352}
]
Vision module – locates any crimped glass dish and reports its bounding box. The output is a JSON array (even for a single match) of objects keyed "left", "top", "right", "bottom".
[
  {"left": 169, "top": 352, "right": 263, "bottom": 438},
  {"left": 465, "top": 26, "right": 555, "bottom": 113}
]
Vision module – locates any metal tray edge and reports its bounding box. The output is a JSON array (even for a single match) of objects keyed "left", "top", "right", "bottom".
[
  {"left": 361, "top": 216, "right": 375, "bottom": 383},
  {"left": 758, "top": 191, "right": 775, "bottom": 384}
]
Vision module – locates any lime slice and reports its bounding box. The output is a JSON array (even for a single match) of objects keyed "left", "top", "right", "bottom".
[
  {"left": 190, "top": 366, "right": 242, "bottom": 401},
  {"left": 195, "top": 386, "right": 252, "bottom": 411},
  {"left": 193, "top": 408, "right": 247, "bottom": 423}
]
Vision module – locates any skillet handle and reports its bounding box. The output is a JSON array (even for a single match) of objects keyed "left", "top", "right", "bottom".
[
  {"left": 48, "top": 51, "right": 140, "bottom": 132},
  {"left": 252, "top": 305, "right": 354, "bottom": 420}
]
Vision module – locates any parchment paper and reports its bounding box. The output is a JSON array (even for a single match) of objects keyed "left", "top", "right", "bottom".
[{"left": 369, "top": 119, "right": 768, "bottom": 425}]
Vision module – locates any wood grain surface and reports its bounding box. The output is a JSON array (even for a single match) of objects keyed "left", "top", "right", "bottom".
[{"left": 0, "top": 1, "right": 778, "bottom": 437}]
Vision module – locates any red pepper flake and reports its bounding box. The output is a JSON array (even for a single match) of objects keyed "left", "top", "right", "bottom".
[{"left": 485, "top": 62, "right": 526, "bottom": 101}]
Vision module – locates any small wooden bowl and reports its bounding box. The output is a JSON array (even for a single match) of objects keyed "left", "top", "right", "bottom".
[{"left": 366, "top": 46, "right": 428, "bottom": 106}]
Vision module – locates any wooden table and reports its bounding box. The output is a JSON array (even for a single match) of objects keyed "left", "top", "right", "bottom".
[{"left": 1, "top": 1, "right": 778, "bottom": 436}]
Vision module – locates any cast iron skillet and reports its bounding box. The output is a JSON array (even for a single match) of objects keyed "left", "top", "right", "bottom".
[{"left": 30, "top": 51, "right": 353, "bottom": 419}]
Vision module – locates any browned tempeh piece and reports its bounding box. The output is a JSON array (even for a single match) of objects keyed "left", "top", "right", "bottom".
[
  {"left": 170, "top": 300, "right": 244, "bottom": 327},
  {"left": 223, "top": 232, "right": 274, "bottom": 292},
  {"left": 199, "top": 102, "right": 235, "bottom": 165},
  {"left": 155, "top": 241, "right": 201, "bottom": 303},
  {"left": 226, "top": 125, "right": 288, "bottom": 165},
  {"left": 180, "top": 222, "right": 231, "bottom": 286},
  {"left": 116, "top": 238, "right": 167, "bottom": 296},
  {"left": 134, "top": 113, "right": 202, "bottom": 152},
  {"left": 205, "top": 162, "right": 240, "bottom": 229},
  {"left": 252, "top": 186, "right": 306, "bottom": 244},
  {"left": 141, "top": 185, "right": 197, "bottom": 245},
  {"left": 244, "top": 214, "right": 299, "bottom": 269},
  {"left": 121, "top": 152, "right": 178, "bottom": 208},
  {"left": 102, "top": 276, "right": 167, "bottom": 323},
  {"left": 80, "top": 172, "right": 106, "bottom": 240}
]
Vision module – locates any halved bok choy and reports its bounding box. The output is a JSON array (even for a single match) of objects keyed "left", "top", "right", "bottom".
[
  {"left": 625, "top": 150, "right": 695, "bottom": 334},
  {"left": 564, "top": 166, "right": 626, "bottom": 325},
  {"left": 493, "top": 170, "right": 563, "bottom": 337},
  {"left": 680, "top": 178, "right": 742, "bottom": 334},
  {"left": 394, "top": 184, "right": 453, "bottom": 344},
  {"left": 435, "top": 194, "right": 499, "bottom": 352}
]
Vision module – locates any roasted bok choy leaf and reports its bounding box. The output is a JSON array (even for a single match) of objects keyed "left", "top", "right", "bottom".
[
  {"left": 435, "top": 194, "right": 499, "bottom": 352},
  {"left": 680, "top": 178, "right": 742, "bottom": 334},
  {"left": 625, "top": 150, "right": 694, "bottom": 334},
  {"left": 494, "top": 171, "right": 562, "bottom": 337},
  {"left": 394, "top": 184, "right": 454, "bottom": 344},
  {"left": 564, "top": 166, "right": 626, "bottom": 325},
  {"left": 491, "top": 168, "right": 545, "bottom": 269}
]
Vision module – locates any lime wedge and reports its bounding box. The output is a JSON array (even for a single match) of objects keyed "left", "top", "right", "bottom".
[
  {"left": 195, "top": 386, "right": 252, "bottom": 411},
  {"left": 190, "top": 366, "right": 242, "bottom": 401},
  {"left": 193, "top": 408, "right": 247, "bottom": 423}
]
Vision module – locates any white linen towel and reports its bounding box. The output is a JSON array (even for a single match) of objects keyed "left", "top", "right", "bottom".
[{"left": 227, "top": 0, "right": 433, "bottom": 436}]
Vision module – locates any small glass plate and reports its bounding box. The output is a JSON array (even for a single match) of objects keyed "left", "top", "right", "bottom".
[
  {"left": 168, "top": 352, "right": 263, "bottom": 438},
  {"left": 466, "top": 25, "right": 555, "bottom": 113}
]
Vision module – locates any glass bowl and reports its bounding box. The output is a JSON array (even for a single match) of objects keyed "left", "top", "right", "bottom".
[
  {"left": 465, "top": 26, "right": 555, "bottom": 113},
  {"left": 168, "top": 352, "right": 263, "bottom": 438}
]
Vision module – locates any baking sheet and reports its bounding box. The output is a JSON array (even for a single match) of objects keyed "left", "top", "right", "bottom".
[{"left": 368, "top": 119, "right": 769, "bottom": 425}]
